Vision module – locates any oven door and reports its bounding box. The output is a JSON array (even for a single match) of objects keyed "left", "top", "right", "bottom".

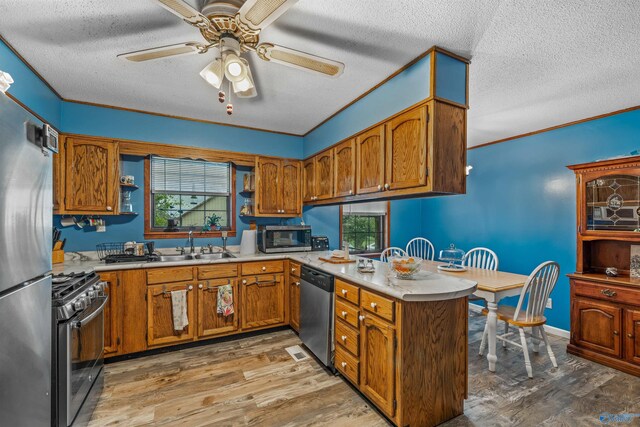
[
  {"left": 58, "top": 296, "right": 107, "bottom": 427},
  {"left": 263, "top": 229, "right": 311, "bottom": 252}
]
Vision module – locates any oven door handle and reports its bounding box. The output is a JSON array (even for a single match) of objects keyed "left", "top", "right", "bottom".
[{"left": 72, "top": 296, "right": 109, "bottom": 329}]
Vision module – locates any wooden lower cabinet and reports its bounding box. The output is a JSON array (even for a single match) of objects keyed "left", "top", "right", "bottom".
[
  {"left": 100, "top": 272, "right": 121, "bottom": 355},
  {"left": 147, "top": 282, "right": 195, "bottom": 346},
  {"left": 334, "top": 279, "right": 468, "bottom": 427},
  {"left": 289, "top": 278, "right": 300, "bottom": 332},
  {"left": 197, "top": 279, "right": 239, "bottom": 338},
  {"left": 626, "top": 309, "right": 640, "bottom": 364},
  {"left": 360, "top": 314, "right": 396, "bottom": 417},
  {"left": 241, "top": 274, "right": 285, "bottom": 330},
  {"left": 572, "top": 297, "right": 621, "bottom": 357}
]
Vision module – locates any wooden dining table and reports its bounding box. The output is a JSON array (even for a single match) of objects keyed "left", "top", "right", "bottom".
[{"left": 421, "top": 260, "right": 530, "bottom": 372}]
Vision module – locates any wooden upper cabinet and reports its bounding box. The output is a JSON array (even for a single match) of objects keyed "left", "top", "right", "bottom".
[
  {"left": 360, "top": 314, "right": 396, "bottom": 418},
  {"left": 52, "top": 138, "right": 65, "bottom": 213},
  {"left": 356, "top": 125, "right": 385, "bottom": 195},
  {"left": 572, "top": 298, "right": 621, "bottom": 357},
  {"left": 256, "top": 157, "right": 281, "bottom": 215},
  {"left": 315, "top": 150, "right": 334, "bottom": 200},
  {"left": 281, "top": 160, "right": 302, "bottom": 215},
  {"left": 625, "top": 309, "right": 640, "bottom": 364},
  {"left": 147, "top": 282, "right": 195, "bottom": 347},
  {"left": 385, "top": 105, "right": 428, "bottom": 191},
  {"left": 64, "top": 137, "right": 119, "bottom": 214},
  {"left": 197, "top": 279, "right": 239, "bottom": 338},
  {"left": 334, "top": 139, "right": 356, "bottom": 197},
  {"left": 302, "top": 158, "right": 316, "bottom": 202}
]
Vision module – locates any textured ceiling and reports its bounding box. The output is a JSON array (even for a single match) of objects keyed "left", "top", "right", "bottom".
[{"left": 0, "top": 0, "right": 639, "bottom": 146}]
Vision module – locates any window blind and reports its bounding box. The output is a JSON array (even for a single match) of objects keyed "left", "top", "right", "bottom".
[
  {"left": 343, "top": 201, "right": 388, "bottom": 215},
  {"left": 151, "top": 156, "right": 230, "bottom": 196}
]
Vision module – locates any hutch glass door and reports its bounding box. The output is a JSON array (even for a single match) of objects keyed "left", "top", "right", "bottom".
[{"left": 586, "top": 174, "right": 640, "bottom": 231}]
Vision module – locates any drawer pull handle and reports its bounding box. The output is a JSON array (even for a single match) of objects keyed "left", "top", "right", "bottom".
[
  {"left": 359, "top": 315, "right": 365, "bottom": 321},
  {"left": 614, "top": 330, "right": 619, "bottom": 336},
  {"left": 341, "top": 335, "right": 347, "bottom": 342},
  {"left": 370, "top": 302, "right": 377, "bottom": 309},
  {"left": 341, "top": 362, "right": 347, "bottom": 368},
  {"left": 341, "top": 289, "right": 347, "bottom": 295},
  {"left": 341, "top": 311, "right": 347, "bottom": 317},
  {"left": 601, "top": 289, "right": 617, "bottom": 297}
]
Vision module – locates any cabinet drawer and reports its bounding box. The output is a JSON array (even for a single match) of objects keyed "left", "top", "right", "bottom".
[
  {"left": 573, "top": 280, "right": 640, "bottom": 306},
  {"left": 289, "top": 261, "right": 302, "bottom": 278},
  {"left": 361, "top": 289, "right": 395, "bottom": 323},
  {"left": 335, "top": 345, "right": 359, "bottom": 386},
  {"left": 336, "top": 279, "right": 360, "bottom": 305},
  {"left": 241, "top": 260, "right": 284, "bottom": 276},
  {"left": 336, "top": 298, "right": 360, "bottom": 329},
  {"left": 335, "top": 318, "right": 359, "bottom": 357},
  {"left": 198, "top": 264, "right": 238, "bottom": 280},
  {"left": 147, "top": 267, "right": 193, "bottom": 285}
]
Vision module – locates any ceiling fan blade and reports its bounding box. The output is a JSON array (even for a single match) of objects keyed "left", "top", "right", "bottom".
[
  {"left": 237, "top": 0, "right": 298, "bottom": 31},
  {"left": 118, "top": 42, "right": 206, "bottom": 62},
  {"left": 154, "top": 0, "right": 211, "bottom": 28},
  {"left": 256, "top": 43, "right": 344, "bottom": 77}
]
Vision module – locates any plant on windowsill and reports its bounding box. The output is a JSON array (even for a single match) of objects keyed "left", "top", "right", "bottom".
[{"left": 202, "top": 214, "right": 223, "bottom": 232}]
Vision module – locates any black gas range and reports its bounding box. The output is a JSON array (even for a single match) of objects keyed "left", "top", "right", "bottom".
[{"left": 52, "top": 271, "right": 106, "bottom": 427}]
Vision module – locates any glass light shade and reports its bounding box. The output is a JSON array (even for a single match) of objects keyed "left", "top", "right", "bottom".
[
  {"left": 233, "top": 60, "right": 257, "bottom": 98},
  {"left": 0, "top": 71, "right": 14, "bottom": 93},
  {"left": 224, "top": 53, "right": 247, "bottom": 82},
  {"left": 199, "top": 60, "right": 223, "bottom": 89}
]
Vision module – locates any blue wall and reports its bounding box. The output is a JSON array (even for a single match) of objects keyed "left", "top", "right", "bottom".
[
  {"left": 421, "top": 108, "right": 640, "bottom": 331},
  {"left": 0, "top": 39, "right": 61, "bottom": 127}
]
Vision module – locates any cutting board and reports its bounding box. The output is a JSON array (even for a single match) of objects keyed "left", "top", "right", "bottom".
[{"left": 319, "top": 256, "right": 356, "bottom": 264}]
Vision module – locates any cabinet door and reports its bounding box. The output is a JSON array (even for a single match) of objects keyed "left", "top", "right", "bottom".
[
  {"left": 625, "top": 309, "right": 640, "bottom": 364},
  {"left": 289, "top": 279, "right": 300, "bottom": 332},
  {"left": 573, "top": 298, "right": 621, "bottom": 357},
  {"left": 282, "top": 160, "right": 302, "bottom": 215},
  {"left": 302, "top": 158, "right": 316, "bottom": 202},
  {"left": 147, "top": 282, "right": 195, "bottom": 346},
  {"left": 256, "top": 157, "right": 281, "bottom": 215},
  {"left": 360, "top": 314, "right": 396, "bottom": 418},
  {"left": 385, "top": 105, "right": 428, "bottom": 191},
  {"left": 52, "top": 138, "right": 65, "bottom": 213},
  {"left": 241, "top": 274, "right": 285, "bottom": 330},
  {"left": 356, "top": 125, "right": 385, "bottom": 195},
  {"left": 334, "top": 139, "right": 356, "bottom": 197},
  {"left": 197, "top": 279, "right": 238, "bottom": 338},
  {"left": 100, "top": 272, "right": 120, "bottom": 355},
  {"left": 315, "top": 151, "right": 334, "bottom": 200},
  {"left": 64, "top": 137, "right": 119, "bottom": 213}
]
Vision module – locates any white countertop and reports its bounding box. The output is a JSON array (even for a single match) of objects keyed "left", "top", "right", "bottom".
[{"left": 54, "top": 251, "right": 477, "bottom": 302}]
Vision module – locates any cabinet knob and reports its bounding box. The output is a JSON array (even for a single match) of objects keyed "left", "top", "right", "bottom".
[
  {"left": 341, "top": 311, "right": 347, "bottom": 317},
  {"left": 341, "top": 289, "right": 347, "bottom": 295},
  {"left": 262, "top": 266, "right": 267, "bottom": 271},
  {"left": 384, "top": 183, "right": 390, "bottom": 190},
  {"left": 359, "top": 315, "right": 365, "bottom": 321},
  {"left": 242, "top": 279, "right": 247, "bottom": 284},
  {"left": 187, "top": 285, "right": 193, "bottom": 291},
  {"left": 349, "top": 190, "right": 353, "bottom": 195},
  {"left": 341, "top": 362, "right": 347, "bottom": 368},
  {"left": 291, "top": 267, "right": 296, "bottom": 273},
  {"left": 377, "top": 184, "right": 382, "bottom": 191},
  {"left": 341, "top": 335, "right": 347, "bottom": 342},
  {"left": 198, "top": 284, "right": 203, "bottom": 289},
  {"left": 106, "top": 206, "right": 112, "bottom": 211},
  {"left": 601, "top": 289, "right": 617, "bottom": 297},
  {"left": 628, "top": 333, "right": 634, "bottom": 338},
  {"left": 370, "top": 302, "right": 377, "bottom": 309},
  {"left": 614, "top": 330, "right": 619, "bottom": 336},
  {"left": 295, "top": 281, "right": 300, "bottom": 287}
]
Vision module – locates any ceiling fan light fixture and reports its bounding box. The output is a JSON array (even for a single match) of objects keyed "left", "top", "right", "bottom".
[
  {"left": 224, "top": 53, "right": 247, "bottom": 82},
  {"left": 0, "top": 70, "right": 14, "bottom": 93},
  {"left": 199, "top": 59, "right": 224, "bottom": 88}
]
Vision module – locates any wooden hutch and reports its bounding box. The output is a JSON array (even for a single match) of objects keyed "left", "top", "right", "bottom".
[{"left": 567, "top": 155, "right": 640, "bottom": 376}]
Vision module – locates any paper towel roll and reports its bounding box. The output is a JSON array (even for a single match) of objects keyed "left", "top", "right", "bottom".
[{"left": 240, "top": 230, "right": 257, "bottom": 255}]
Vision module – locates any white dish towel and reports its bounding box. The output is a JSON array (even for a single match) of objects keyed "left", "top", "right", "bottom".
[{"left": 170, "top": 290, "right": 189, "bottom": 331}]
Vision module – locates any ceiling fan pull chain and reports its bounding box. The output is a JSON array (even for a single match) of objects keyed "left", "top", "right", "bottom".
[{"left": 227, "top": 80, "right": 233, "bottom": 115}]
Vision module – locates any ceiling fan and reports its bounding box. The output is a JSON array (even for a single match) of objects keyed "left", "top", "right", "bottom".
[{"left": 118, "top": 0, "right": 345, "bottom": 102}]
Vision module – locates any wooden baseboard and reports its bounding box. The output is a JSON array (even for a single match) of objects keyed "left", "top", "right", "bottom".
[
  {"left": 567, "top": 344, "right": 640, "bottom": 377},
  {"left": 469, "top": 303, "right": 570, "bottom": 339}
]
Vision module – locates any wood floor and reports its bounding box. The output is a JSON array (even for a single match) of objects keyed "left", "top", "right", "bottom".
[{"left": 89, "top": 312, "right": 640, "bottom": 426}]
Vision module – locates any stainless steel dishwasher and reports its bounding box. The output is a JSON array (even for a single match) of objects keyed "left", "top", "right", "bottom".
[{"left": 299, "top": 265, "right": 335, "bottom": 369}]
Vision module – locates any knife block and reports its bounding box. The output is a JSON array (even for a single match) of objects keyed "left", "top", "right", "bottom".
[{"left": 52, "top": 249, "right": 65, "bottom": 264}]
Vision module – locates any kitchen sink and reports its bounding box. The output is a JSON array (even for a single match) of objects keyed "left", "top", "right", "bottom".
[
  {"left": 156, "top": 254, "right": 195, "bottom": 262},
  {"left": 195, "top": 252, "right": 235, "bottom": 260}
]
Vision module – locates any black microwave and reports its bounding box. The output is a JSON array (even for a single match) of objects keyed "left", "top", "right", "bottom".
[{"left": 257, "top": 225, "right": 312, "bottom": 253}]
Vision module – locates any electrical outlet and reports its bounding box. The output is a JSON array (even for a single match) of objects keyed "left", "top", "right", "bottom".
[{"left": 546, "top": 298, "right": 552, "bottom": 309}]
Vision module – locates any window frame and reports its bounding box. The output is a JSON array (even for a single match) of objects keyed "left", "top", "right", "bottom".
[
  {"left": 144, "top": 157, "right": 236, "bottom": 239},
  {"left": 339, "top": 201, "right": 390, "bottom": 258}
]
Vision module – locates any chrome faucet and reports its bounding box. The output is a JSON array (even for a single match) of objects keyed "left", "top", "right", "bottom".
[{"left": 187, "top": 230, "right": 195, "bottom": 254}]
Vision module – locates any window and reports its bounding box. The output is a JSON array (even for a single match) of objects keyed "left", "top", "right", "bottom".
[
  {"left": 340, "top": 202, "right": 390, "bottom": 254},
  {"left": 146, "top": 156, "right": 235, "bottom": 237}
]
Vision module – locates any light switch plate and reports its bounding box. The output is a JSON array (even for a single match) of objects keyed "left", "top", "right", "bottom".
[{"left": 546, "top": 298, "right": 552, "bottom": 309}]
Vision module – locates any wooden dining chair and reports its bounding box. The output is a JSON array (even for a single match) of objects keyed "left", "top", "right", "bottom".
[
  {"left": 405, "top": 237, "right": 435, "bottom": 261},
  {"left": 463, "top": 247, "right": 499, "bottom": 271},
  {"left": 380, "top": 247, "right": 407, "bottom": 262},
  {"left": 478, "top": 261, "right": 560, "bottom": 378}
]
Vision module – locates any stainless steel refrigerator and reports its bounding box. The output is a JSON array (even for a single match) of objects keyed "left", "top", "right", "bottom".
[{"left": 0, "top": 93, "right": 53, "bottom": 426}]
